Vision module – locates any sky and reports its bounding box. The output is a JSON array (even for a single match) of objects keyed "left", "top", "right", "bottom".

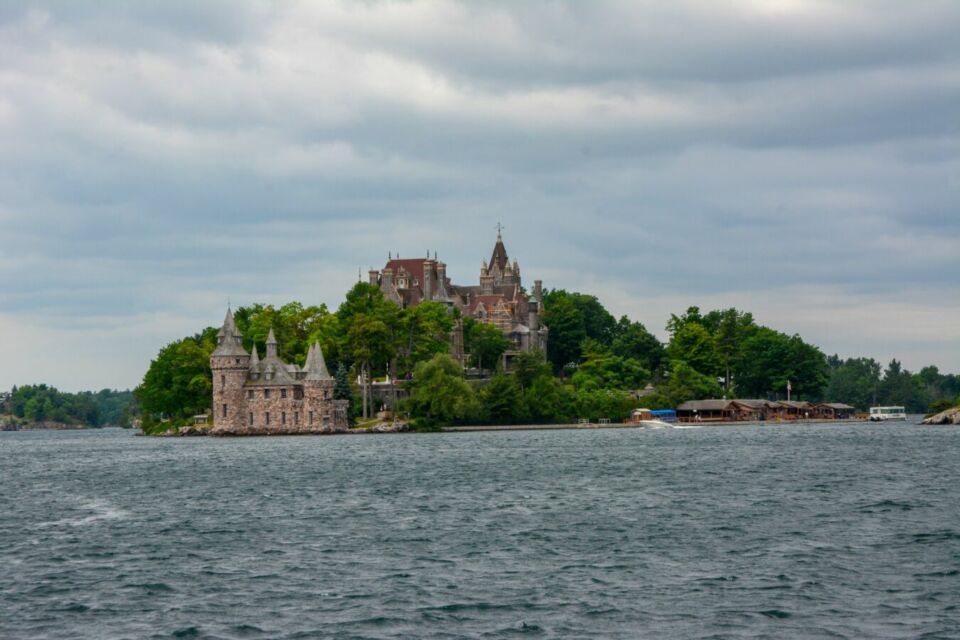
[{"left": 1, "top": 0, "right": 958, "bottom": 392}]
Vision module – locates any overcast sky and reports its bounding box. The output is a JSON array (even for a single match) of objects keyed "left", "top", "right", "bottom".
[{"left": 1, "top": 0, "right": 958, "bottom": 391}]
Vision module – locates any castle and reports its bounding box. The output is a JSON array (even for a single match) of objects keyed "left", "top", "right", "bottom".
[
  {"left": 367, "top": 230, "right": 548, "bottom": 366},
  {"left": 209, "top": 310, "right": 349, "bottom": 435}
]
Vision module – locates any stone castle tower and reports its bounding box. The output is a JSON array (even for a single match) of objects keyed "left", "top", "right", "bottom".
[{"left": 210, "top": 309, "right": 348, "bottom": 436}]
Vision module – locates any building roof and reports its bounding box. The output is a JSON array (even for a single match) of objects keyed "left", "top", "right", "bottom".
[
  {"left": 822, "top": 402, "right": 855, "bottom": 410},
  {"left": 304, "top": 342, "right": 333, "bottom": 381},
  {"left": 677, "top": 399, "right": 734, "bottom": 411},
  {"left": 212, "top": 308, "right": 249, "bottom": 357},
  {"left": 489, "top": 234, "right": 509, "bottom": 272}
]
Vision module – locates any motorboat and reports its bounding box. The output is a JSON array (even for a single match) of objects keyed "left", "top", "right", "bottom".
[{"left": 868, "top": 406, "right": 907, "bottom": 421}]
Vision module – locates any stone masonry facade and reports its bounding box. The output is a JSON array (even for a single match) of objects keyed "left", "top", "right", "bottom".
[
  {"left": 210, "top": 309, "right": 348, "bottom": 436},
  {"left": 367, "top": 231, "right": 548, "bottom": 366}
]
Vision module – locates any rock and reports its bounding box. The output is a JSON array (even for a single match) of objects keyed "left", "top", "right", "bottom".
[
  {"left": 921, "top": 407, "right": 960, "bottom": 425},
  {"left": 370, "top": 422, "right": 410, "bottom": 433}
]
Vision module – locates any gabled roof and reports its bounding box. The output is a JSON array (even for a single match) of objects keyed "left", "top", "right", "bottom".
[
  {"left": 822, "top": 402, "right": 855, "bottom": 410},
  {"left": 677, "top": 399, "right": 734, "bottom": 411}
]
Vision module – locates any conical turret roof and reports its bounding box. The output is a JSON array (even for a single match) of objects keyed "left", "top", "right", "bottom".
[
  {"left": 304, "top": 341, "right": 332, "bottom": 381},
  {"left": 217, "top": 307, "right": 238, "bottom": 338},
  {"left": 212, "top": 307, "right": 249, "bottom": 357}
]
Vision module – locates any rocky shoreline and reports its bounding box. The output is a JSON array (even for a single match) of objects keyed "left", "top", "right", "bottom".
[
  {"left": 1, "top": 417, "right": 90, "bottom": 431},
  {"left": 920, "top": 407, "right": 960, "bottom": 425},
  {"left": 154, "top": 421, "right": 410, "bottom": 437}
]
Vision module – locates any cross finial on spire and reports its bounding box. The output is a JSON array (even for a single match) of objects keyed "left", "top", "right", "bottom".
[{"left": 496, "top": 222, "right": 504, "bottom": 238}]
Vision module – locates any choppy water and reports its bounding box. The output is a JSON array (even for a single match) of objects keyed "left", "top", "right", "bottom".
[{"left": 2, "top": 423, "right": 959, "bottom": 639}]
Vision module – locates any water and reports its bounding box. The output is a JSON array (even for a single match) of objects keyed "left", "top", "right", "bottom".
[{"left": 2, "top": 423, "right": 959, "bottom": 639}]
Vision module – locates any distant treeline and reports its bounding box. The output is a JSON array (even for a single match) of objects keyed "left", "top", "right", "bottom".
[
  {"left": 2, "top": 385, "right": 136, "bottom": 427},
  {"left": 133, "top": 282, "right": 960, "bottom": 431}
]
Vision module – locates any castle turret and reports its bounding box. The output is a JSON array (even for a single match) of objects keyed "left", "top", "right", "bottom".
[
  {"left": 266, "top": 327, "right": 279, "bottom": 359},
  {"left": 210, "top": 307, "right": 250, "bottom": 433},
  {"left": 528, "top": 294, "right": 540, "bottom": 334},
  {"left": 368, "top": 269, "right": 379, "bottom": 286},
  {"left": 303, "top": 341, "right": 336, "bottom": 432},
  {"left": 480, "top": 271, "right": 494, "bottom": 294}
]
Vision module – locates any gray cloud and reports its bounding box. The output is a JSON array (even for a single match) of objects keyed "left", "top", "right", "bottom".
[{"left": 0, "top": 0, "right": 958, "bottom": 390}]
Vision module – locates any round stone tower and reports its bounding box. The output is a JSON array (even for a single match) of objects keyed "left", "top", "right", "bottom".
[{"left": 210, "top": 308, "right": 250, "bottom": 433}]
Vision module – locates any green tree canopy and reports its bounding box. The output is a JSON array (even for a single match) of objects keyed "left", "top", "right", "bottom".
[
  {"left": 463, "top": 316, "right": 511, "bottom": 373},
  {"left": 405, "top": 354, "right": 479, "bottom": 426},
  {"left": 135, "top": 327, "right": 217, "bottom": 432}
]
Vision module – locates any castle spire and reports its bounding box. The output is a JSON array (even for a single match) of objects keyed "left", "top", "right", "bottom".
[
  {"left": 212, "top": 307, "right": 248, "bottom": 357},
  {"left": 304, "top": 341, "right": 332, "bottom": 381},
  {"left": 489, "top": 227, "right": 509, "bottom": 273},
  {"left": 266, "top": 327, "right": 278, "bottom": 358},
  {"left": 249, "top": 344, "right": 260, "bottom": 368}
]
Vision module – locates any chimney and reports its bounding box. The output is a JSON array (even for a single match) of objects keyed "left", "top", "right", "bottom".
[
  {"left": 533, "top": 280, "right": 543, "bottom": 309},
  {"left": 422, "top": 261, "right": 433, "bottom": 301},
  {"left": 368, "top": 269, "right": 379, "bottom": 286},
  {"left": 382, "top": 267, "right": 394, "bottom": 289}
]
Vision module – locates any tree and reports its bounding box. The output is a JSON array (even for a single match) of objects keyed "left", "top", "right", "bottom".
[
  {"left": 397, "top": 302, "right": 455, "bottom": 375},
  {"left": 667, "top": 322, "right": 721, "bottom": 379},
  {"left": 512, "top": 351, "right": 553, "bottom": 392},
  {"left": 334, "top": 363, "right": 356, "bottom": 424},
  {"left": 611, "top": 317, "right": 666, "bottom": 374},
  {"left": 878, "top": 359, "right": 928, "bottom": 413},
  {"left": 480, "top": 372, "right": 523, "bottom": 424},
  {"left": 463, "top": 316, "right": 510, "bottom": 373},
  {"left": 523, "top": 374, "right": 574, "bottom": 423},
  {"left": 825, "top": 357, "right": 882, "bottom": 410},
  {"left": 542, "top": 294, "right": 586, "bottom": 373},
  {"left": 704, "top": 308, "right": 756, "bottom": 391},
  {"left": 573, "top": 388, "right": 634, "bottom": 422},
  {"left": 649, "top": 361, "right": 723, "bottom": 408},
  {"left": 405, "top": 354, "right": 479, "bottom": 427},
  {"left": 235, "top": 301, "right": 336, "bottom": 366},
  {"left": 346, "top": 313, "right": 397, "bottom": 418},
  {"left": 541, "top": 289, "right": 619, "bottom": 373},
  {"left": 571, "top": 342, "right": 650, "bottom": 391},
  {"left": 135, "top": 327, "right": 217, "bottom": 432},
  {"left": 734, "top": 328, "right": 827, "bottom": 399}
]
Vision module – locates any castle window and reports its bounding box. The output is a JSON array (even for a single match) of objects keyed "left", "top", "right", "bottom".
[
  {"left": 323, "top": 390, "right": 329, "bottom": 400},
  {"left": 281, "top": 412, "right": 286, "bottom": 425},
  {"left": 220, "top": 375, "right": 225, "bottom": 389},
  {"left": 294, "top": 411, "right": 299, "bottom": 425},
  {"left": 222, "top": 404, "right": 227, "bottom": 418},
  {"left": 309, "top": 411, "right": 314, "bottom": 424},
  {"left": 235, "top": 359, "right": 240, "bottom": 364},
  {"left": 295, "top": 388, "right": 303, "bottom": 400},
  {"left": 265, "top": 412, "right": 270, "bottom": 425},
  {"left": 247, "top": 389, "right": 254, "bottom": 399},
  {"left": 249, "top": 412, "right": 253, "bottom": 426},
  {"left": 264, "top": 389, "right": 271, "bottom": 399},
  {"left": 281, "top": 388, "right": 287, "bottom": 399}
]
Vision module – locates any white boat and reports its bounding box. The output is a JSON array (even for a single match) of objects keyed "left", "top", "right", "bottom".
[
  {"left": 868, "top": 406, "right": 907, "bottom": 422},
  {"left": 629, "top": 409, "right": 675, "bottom": 429},
  {"left": 636, "top": 419, "right": 673, "bottom": 429}
]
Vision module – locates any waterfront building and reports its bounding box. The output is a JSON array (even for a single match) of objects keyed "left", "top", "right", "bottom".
[{"left": 209, "top": 309, "right": 348, "bottom": 435}]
